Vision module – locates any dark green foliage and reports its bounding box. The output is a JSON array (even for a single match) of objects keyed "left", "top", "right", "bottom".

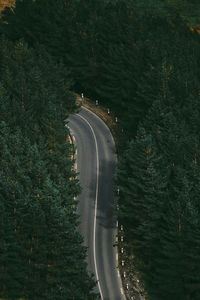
[
  {"left": 0, "top": 37, "right": 75, "bottom": 140},
  {"left": 117, "top": 123, "right": 200, "bottom": 299},
  {"left": 2, "top": 0, "right": 194, "bottom": 135},
  {"left": 0, "top": 36, "right": 97, "bottom": 299},
  {"left": 0, "top": 124, "right": 96, "bottom": 299},
  {"left": 113, "top": 3, "right": 200, "bottom": 299},
  {"left": 117, "top": 53, "right": 200, "bottom": 299},
  {"left": 1, "top": 1, "right": 200, "bottom": 299}
]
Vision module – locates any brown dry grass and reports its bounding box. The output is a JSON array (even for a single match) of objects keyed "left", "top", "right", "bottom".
[{"left": 0, "top": 0, "right": 15, "bottom": 11}]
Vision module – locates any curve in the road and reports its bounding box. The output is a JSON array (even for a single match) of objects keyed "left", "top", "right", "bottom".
[{"left": 68, "top": 107, "right": 125, "bottom": 300}]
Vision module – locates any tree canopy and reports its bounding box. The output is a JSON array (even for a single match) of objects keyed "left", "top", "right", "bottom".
[{"left": 1, "top": 1, "right": 200, "bottom": 299}]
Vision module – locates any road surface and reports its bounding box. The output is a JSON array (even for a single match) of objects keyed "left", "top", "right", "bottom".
[{"left": 68, "top": 107, "right": 125, "bottom": 300}]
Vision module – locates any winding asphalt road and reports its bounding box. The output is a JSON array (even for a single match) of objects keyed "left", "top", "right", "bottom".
[{"left": 68, "top": 107, "right": 125, "bottom": 300}]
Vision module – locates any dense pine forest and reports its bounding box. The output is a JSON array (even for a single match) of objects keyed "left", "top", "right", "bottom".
[
  {"left": 1, "top": 1, "right": 200, "bottom": 300},
  {"left": 0, "top": 4, "right": 97, "bottom": 300}
]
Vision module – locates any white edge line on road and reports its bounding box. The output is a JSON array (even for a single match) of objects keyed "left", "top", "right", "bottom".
[{"left": 76, "top": 113, "right": 104, "bottom": 300}]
